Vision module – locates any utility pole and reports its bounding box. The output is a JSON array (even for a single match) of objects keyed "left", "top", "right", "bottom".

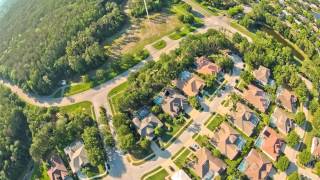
[{"left": 143, "top": 0, "right": 149, "bottom": 20}]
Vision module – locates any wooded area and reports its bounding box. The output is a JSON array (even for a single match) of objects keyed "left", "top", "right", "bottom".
[{"left": 0, "top": 0, "right": 125, "bottom": 94}]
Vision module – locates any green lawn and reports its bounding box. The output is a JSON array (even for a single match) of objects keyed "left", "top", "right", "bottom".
[
  {"left": 107, "top": 82, "right": 128, "bottom": 115},
  {"left": 64, "top": 82, "right": 93, "bottom": 97},
  {"left": 173, "top": 148, "right": 192, "bottom": 168},
  {"left": 168, "top": 25, "right": 195, "bottom": 40},
  {"left": 108, "top": 82, "right": 128, "bottom": 97},
  {"left": 141, "top": 166, "right": 168, "bottom": 180},
  {"left": 230, "top": 21, "right": 256, "bottom": 40},
  {"left": 60, "top": 101, "right": 93, "bottom": 116},
  {"left": 31, "top": 162, "right": 50, "bottom": 180},
  {"left": 145, "top": 168, "right": 169, "bottom": 180},
  {"left": 207, "top": 114, "right": 225, "bottom": 131},
  {"left": 171, "top": 147, "right": 186, "bottom": 160},
  {"left": 152, "top": 40, "right": 167, "bottom": 50}
]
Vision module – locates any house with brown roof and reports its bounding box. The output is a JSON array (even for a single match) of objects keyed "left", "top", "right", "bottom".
[
  {"left": 47, "top": 155, "right": 68, "bottom": 180},
  {"left": 210, "top": 122, "right": 246, "bottom": 160},
  {"left": 238, "top": 149, "right": 273, "bottom": 180},
  {"left": 228, "top": 102, "right": 260, "bottom": 137},
  {"left": 158, "top": 88, "right": 189, "bottom": 118},
  {"left": 270, "top": 107, "right": 294, "bottom": 135},
  {"left": 172, "top": 71, "right": 205, "bottom": 97},
  {"left": 132, "top": 113, "right": 163, "bottom": 140},
  {"left": 194, "top": 148, "right": 226, "bottom": 179},
  {"left": 253, "top": 66, "right": 271, "bottom": 86},
  {"left": 243, "top": 84, "right": 270, "bottom": 113},
  {"left": 255, "top": 127, "right": 285, "bottom": 161},
  {"left": 311, "top": 137, "right": 320, "bottom": 159},
  {"left": 195, "top": 56, "right": 221, "bottom": 76},
  {"left": 64, "top": 141, "right": 89, "bottom": 173},
  {"left": 276, "top": 88, "right": 298, "bottom": 113}
]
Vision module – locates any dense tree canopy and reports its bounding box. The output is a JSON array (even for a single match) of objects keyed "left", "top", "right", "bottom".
[{"left": 0, "top": 86, "right": 30, "bottom": 180}]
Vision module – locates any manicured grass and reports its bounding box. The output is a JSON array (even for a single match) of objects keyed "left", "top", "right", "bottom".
[
  {"left": 230, "top": 21, "right": 256, "bottom": 40},
  {"left": 171, "top": 147, "right": 186, "bottom": 160},
  {"left": 31, "top": 162, "right": 50, "bottom": 180},
  {"left": 168, "top": 25, "right": 195, "bottom": 40},
  {"left": 152, "top": 40, "right": 167, "bottom": 50},
  {"left": 64, "top": 82, "right": 93, "bottom": 97},
  {"left": 141, "top": 166, "right": 164, "bottom": 180},
  {"left": 207, "top": 114, "right": 225, "bottom": 131},
  {"left": 108, "top": 82, "right": 128, "bottom": 115},
  {"left": 60, "top": 101, "right": 93, "bottom": 116},
  {"left": 173, "top": 148, "right": 192, "bottom": 168},
  {"left": 108, "top": 82, "right": 128, "bottom": 97},
  {"left": 145, "top": 168, "right": 169, "bottom": 180}
]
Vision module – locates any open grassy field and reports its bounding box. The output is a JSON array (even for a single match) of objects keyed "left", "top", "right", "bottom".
[{"left": 60, "top": 101, "right": 93, "bottom": 117}]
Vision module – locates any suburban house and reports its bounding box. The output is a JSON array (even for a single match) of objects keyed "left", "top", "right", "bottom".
[
  {"left": 194, "top": 148, "right": 226, "bottom": 179},
  {"left": 276, "top": 88, "right": 298, "bottom": 113},
  {"left": 64, "top": 141, "right": 89, "bottom": 174},
  {"left": 243, "top": 84, "right": 270, "bottom": 113},
  {"left": 47, "top": 155, "right": 68, "bottom": 180},
  {"left": 171, "top": 170, "right": 191, "bottom": 180},
  {"left": 238, "top": 149, "right": 273, "bottom": 180},
  {"left": 270, "top": 107, "right": 294, "bottom": 135},
  {"left": 172, "top": 71, "right": 205, "bottom": 97},
  {"left": 311, "top": 137, "right": 320, "bottom": 159},
  {"left": 253, "top": 66, "right": 271, "bottom": 86},
  {"left": 195, "top": 56, "right": 221, "bottom": 75},
  {"left": 132, "top": 113, "right": 163, "bottom": 140},
  {"left": 255, "top": 127, "right": 285, "bottom": 161},
  {"left": 156, "top": 88, "right": 189, "bottom": 118},
  {"left": 210, "top": 122, "right": 246, "bottom": 160},
  {"left": 228, "top": 102, "right": 260, "bottom": 137}
]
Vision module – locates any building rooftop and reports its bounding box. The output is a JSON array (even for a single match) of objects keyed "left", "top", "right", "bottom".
[
  {"left": 229, "top": 102, "right": 259, "bottom": 137},
  {"left": 47, "top": 155, "right": 68, "bottom": 180},
  {"left": 239, "top": 149, "right": 273, "bottom": 180},
  {"left": 243, "top": 84, "right": 270, "bottom": 112},
  {"left": 64, "top": 141, "right": 89, "bottom": 173},
  {"left": 132, "top": 113, "right": 163, "bottom": 140},
  {"left": 271, "top": 107, "right": 294, "bottom": 135},
  {"left": 160, "top": 88, "right": 189, "bottom": 118},
  {"left": 195, "top": 56, "right": 221, "bottom": 75},
  {"left": 256, "top": 127, "right": 285, "bottom": 161},
  {"left": 311, "top": 137, "right": 320, "bottom": 158},
  {"left": 253, "top": 66, "right": 271, "bottom": 86},
  {"left": 171, "top": 170, "right": 191, "bottom": 180},
  {"left": 210, "top": 122, "right": 244, "bottom": 160},
  {"left": 194, "top": 148, "right": 226, "bottom": 178},
  {"left": 173, "top": 71, "right": 205, "bottom": 97},
  {"left": 276, "top": 88, "right": 297, "bottom": 113}
]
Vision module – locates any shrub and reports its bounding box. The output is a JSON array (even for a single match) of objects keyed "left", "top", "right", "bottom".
[
  {"left": 298, "top": 149, "right": 311, "bottom": 166},
  {"left": 287, "top": 172, "right": 300, "bottom": 180},
  {"left": 275, "top": 155, "right": 290, "bottom": 172},
  {"left": 294, "top": 112, "right": 306, "bottom": 126},
  {"left": 286, "top": 130, "right": 300, "bottom": 148}
]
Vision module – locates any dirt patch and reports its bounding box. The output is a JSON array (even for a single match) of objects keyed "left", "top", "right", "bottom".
[{"left": 108, "top": 11, "right": 183, "bottom": 55}]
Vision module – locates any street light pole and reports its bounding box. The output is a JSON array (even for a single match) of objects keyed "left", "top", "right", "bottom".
[{"left": 143, "top": 0, "right": 149, "bottom": 20}]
